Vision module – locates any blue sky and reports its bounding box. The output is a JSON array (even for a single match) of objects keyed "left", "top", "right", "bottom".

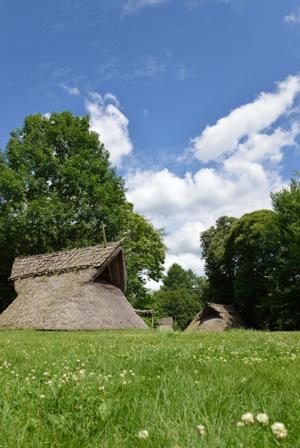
[{"left": 1, "top": 0, "right": 300, "bottom": 277}]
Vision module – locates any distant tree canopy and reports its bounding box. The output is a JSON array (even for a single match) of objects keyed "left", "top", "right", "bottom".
[
  {"left": 152, "top": 263, "right": 207, "bottom": 330},
  {"left": 0, "top": 112, "right": 165, "bottom": 311},
  {"left": 200, "top": 178, "right": 300, "bottom": 330}
]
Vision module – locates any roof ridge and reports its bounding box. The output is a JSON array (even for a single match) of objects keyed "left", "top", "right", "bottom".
[
  {"left": 14, "top": 241, "right": 121, "bottom": 261},
  {"left": 10, "top": 241, "right": 123, "bottom": 281}
]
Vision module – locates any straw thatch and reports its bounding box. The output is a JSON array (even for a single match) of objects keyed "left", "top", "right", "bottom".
[
  {"left": 0, "top": 242, "right": 147, "bottom": 330},
  {"left": 157, "top": 317, "right": 174, "bottom": 331},
  {"left": 185, "top": 303, "right": 244, "bottom": 332}
]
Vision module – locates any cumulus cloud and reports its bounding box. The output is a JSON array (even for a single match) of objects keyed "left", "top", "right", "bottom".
[
  {"left": 191, "top": 75, "right": 300, "bottom": 162},
  {"left": 86, "top": 92, "right": 133, "bottom": 167},
  {"left": 61, "top": 84, "right": 80, "bottom": 96},
  {"left": 127, "top": 75, "right": 300, "bottom": 275},
  {"left": 284, "top": 7, "right": 300, "bottom": 24},
  {"left": 126, "top": 165, "right": 280, "bottom": 274},
  {"left": 122, "top": 0, "right": 170, "bottom": 15}
]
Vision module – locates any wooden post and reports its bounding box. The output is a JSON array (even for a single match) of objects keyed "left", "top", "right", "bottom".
[{"left": 102, "top": 222, "right": 107, "bottom": 246}]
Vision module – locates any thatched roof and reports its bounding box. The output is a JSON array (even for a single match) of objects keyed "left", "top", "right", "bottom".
[
  {"left": 10, "top": 241, "right": 123, "bottom": 281},
  {"left": 158, "top": 317, "right": 173, "bottom": 326},
  {"left": 185, "top": 302, "right": 244, "bottom": 332},
  {"left": 0, "top": 242, "right": 147, "bottom": 330},
  {"left": 157, "top": 317, "right": 174, "bottom": 331},
  {"left": 0, "top": 270, "right": 147, "bottom": 330}
]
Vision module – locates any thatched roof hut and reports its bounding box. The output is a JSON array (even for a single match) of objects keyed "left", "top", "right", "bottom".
[
  {"left": 0, "top": 242, "right": 147, "bottom": 330},
  {"left": 157, "top": 317, "right": 174, "bottom": 331},
  {"left": 185, "top": 302, "right": 244, "bottom": 332}
]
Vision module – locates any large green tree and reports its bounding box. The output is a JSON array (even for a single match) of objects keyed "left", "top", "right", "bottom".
[
  {"left": 200, "top": 180, "right": 300, "bottom": 329},
  {"left": 152, "top": 263, "right": 207, "bottom": 330},
  {"left": 270, "top": 177, "right": 300, "bottom": 329},
  {"left": 0, "top": 112, "right": 165, "bottom": 311},
  {"left": 226, "top": 209, "right": 280, "bottom": 328},
  {"left": 200, "top": 216, "right": 237, "bottom": 303}
]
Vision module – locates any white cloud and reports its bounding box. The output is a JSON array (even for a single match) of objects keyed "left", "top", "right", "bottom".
[
  {"left": 284, "top": 7, "right": 300, "bottom": 24},
  {"left": 126, "top": 164, "right": 280, "bottom": 274},
  {"left": 61, "top": 84, "right": 80, "bottom": 96},
  {"left": 127, "top": 74, "right": 300, "bottom": 276},
  {"left": 86, "top": 92, "right": 133, "bottom": 167},
  {"left": 122, "top": 0, "right": 245, "bottom": 15},
  {"left": 123, "top": 0, "right": 170, "bottom": 15},
  {"left": 191, "top": 75, "right": 300, "bottom": 162},
  {"left": 224, "top": 125, "right": 300, "bottom": 171},
  {"left": 165, "top": 253, "right": 205, "bottom": 275}
]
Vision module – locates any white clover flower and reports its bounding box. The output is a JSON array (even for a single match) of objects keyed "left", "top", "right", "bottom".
[
  {"left": 196, "top": 424, "right": 206, "bottom": 437},
  {"left": 256, "top": 413, "right": 269, "bottom": 426},
  {"left": 271, "top": 422, "right": 288, "bottom": 439},
  {"left": 241, "top": 412, "right": 254, "bottom": 424},
  {"left": 237, "top": 421, "right": 245, "bottom": 427},
  {"left": 138, "top": 429, "right": 149, "bottom": 439},
  {"left": 40, "top": 394, "right": 45, "bottom": 399}
]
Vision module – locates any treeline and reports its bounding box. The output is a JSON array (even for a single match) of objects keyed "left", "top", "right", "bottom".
[
  {"left": 151, "top": 179, "right": 300, "bottom": 331},
  {"left": 151, "top": 264, "right": 207, "bottom": 330},
  {"left": 201, "top": 178, "right": 300, "bottom": 330}
]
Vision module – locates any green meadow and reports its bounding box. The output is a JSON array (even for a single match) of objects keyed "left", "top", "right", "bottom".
[{"left": 0, "top": 330, "right": 299, "bottom": 448}]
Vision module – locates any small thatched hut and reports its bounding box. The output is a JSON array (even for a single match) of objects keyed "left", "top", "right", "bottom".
[
  {"left": 185, "top": 302, "right": 244, "bottom": 332},
  {"left": 157, "top": 317, "right": 174, "bottom": 331},
  {"left": 0, "top": 242, "right": 147, "bottom": 330}
]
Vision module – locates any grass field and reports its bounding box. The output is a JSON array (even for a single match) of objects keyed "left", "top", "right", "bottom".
[{"left": 0, "top": 330, "right": 299, "bottom": 448}]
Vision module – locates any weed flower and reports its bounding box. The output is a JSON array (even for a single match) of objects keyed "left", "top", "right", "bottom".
[
  {"left": 241, "top": 412, "right": 254, "bottom": 424},
  {"left": 271, "top": 422, "right": 288, "bottom": 439},
  {"left": 196, "top": 424, "right": 206, "bottom": 437},
  {"left": 237, "top": 421, "right": 245, "bottom": 427},
  {"left": 256, "top": 413, "right": 269, "bottom": 426},
  {"left": 138, "top": 429, "right": 149, "bottom": 439}
]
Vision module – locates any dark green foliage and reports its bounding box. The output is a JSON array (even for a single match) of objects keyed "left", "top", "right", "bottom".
[
  {"left": 200, "top": 178, "right": 300, "bottom": 329},
  {"left": 226, "top": 210, "right": 280, "bottom": 328},
  {"left": 0, "top": 112, "right": 165, "bottom": 311},
  {"left": 270, "top": 177, "right": 300, "bottom": 329},
  {"left": 123, "top": 213, "right": 165, "bottom": 308},
  {"left": 200, "top": 216, "right": 237, "bottom": 303},
  {"left": 152, "top": 263, "right": 207, "bottom": 330}
]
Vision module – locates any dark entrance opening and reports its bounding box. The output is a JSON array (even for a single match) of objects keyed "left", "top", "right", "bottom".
[{"left": 94, "top": 266, "right": 111, "bottom": 284}]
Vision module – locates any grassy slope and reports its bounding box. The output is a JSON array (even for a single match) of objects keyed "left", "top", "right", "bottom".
[{"left": 0, "top": 330, "right": 299, "bottom": 448}]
